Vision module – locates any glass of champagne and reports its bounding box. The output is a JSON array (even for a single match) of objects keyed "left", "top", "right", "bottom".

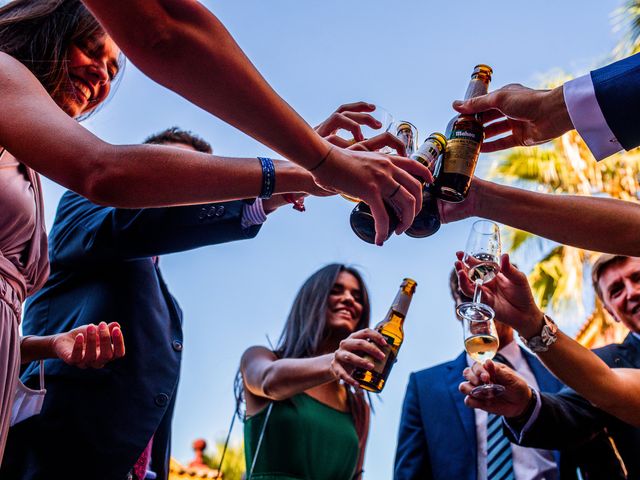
[
  {"left": 462, "top": 311, "right": 505, "bottom": 397},
  {"left": 456, "top": 220, "right": 502, "bottom": 321}
]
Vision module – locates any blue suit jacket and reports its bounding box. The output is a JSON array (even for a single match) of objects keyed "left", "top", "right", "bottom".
[
  {"left": 512, "top": 334, "right": 639, "bottom": 479},
  {"left": 591, "top": 52, "right": 640, "bottom": 151},
  {"left": 394, "top": 348, "right": 565, "bottom": 480},
  {"left": 1, "top": 191, "right": 261, "bottom": 480}
]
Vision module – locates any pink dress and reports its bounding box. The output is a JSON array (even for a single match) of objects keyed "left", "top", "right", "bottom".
[{"left": 0, "top": 148, "right": 48, "bottom": 459}]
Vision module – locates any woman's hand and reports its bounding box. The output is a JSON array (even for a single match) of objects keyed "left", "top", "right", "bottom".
[
  {"left": 50, "top": 321, "right": 125, "bottom": 369},
  {"left": 455, "top": 253, "right": 544, "bottom": 336},
  {"left": 330, "top": 328, "right": 387, "bottom": 388},
  {"left": 314, "top": 102, "right": 387, "bottom": 145}
]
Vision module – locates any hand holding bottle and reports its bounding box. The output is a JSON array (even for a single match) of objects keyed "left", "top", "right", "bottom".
[
  {"left": 329, "top": 328, "right": 388, "bottom": 388},
  {"left": 453, "top": 83, "right": 574, "bottom": 152}
]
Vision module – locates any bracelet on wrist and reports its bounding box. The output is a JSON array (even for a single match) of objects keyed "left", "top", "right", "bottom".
[
  {"left": 257, "top": 157, "right": 276, "bottom": 199},
  {"left": 308, "top": 146, "right": 334, "bottom": 172}
]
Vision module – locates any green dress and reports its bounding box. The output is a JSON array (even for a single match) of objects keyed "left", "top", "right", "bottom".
[{"left": 244, "top": 393, "right": 359, "bottom": 480}]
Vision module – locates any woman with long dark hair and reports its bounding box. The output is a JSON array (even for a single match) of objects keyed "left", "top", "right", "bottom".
[{"left": 239, "top": 264, "right": 386, "bottom": 480}]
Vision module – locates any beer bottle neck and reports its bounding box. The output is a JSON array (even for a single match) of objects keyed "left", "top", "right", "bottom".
[
  {"left": 391, "top": 289, "right": 413, "bottom": 316},
  {"left": 463, "top": 76, "right": 490, "bottom": 100}
]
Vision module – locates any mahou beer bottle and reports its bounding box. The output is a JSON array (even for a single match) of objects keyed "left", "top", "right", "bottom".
[
  {"left": 435, "top": 64, "right": 493, "bottom": 202},
  {"left": 350, "top": 131, "right": 445, "bottom": 244},
  {"left": 353, "top": 278, "right": 417, "bottom": 392},
  {"left": 405, "top": 132, "right": 447, "bottom": 238}
]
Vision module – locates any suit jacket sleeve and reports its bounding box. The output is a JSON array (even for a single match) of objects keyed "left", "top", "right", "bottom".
[
  {"left": 50, "top": 190, "right": 262, "bottom": 265},
  {"left": 507, "top": 388, "right": 608, "bottom": 449},
  {"left": 394, "top": 373, "right": 433, "bottom": 480},
  {"left": 591, "top": 52, "right": 640, "bottom": 151}
]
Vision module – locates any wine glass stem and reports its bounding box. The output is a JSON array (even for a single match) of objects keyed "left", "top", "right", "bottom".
[{"left": 473, "top": 280, "right": 482, "bottom": 304}]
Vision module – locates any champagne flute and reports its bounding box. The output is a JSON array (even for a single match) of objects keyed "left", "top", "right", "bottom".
[
  {"left": 456, "top": 220, "right": 501, "bottom": 321},
  {"left": 462, "top": 310, "right": 505, "bottom": 397}
]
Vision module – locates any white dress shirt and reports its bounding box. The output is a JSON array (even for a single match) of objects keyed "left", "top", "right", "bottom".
[
  {"left": 563, "top": 74, "right": 623, "bottom": 161},
  {"left": 467, "top": 340, "right": 559, "bottom": 480}
]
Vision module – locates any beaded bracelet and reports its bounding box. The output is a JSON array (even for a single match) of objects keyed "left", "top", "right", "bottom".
[{"left": 257, "top": 157, "right": 276, "bottom": 199}]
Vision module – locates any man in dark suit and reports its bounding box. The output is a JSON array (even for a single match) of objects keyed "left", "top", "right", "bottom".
[
  {"left": 461, "top": 254, "right": 640, "bottom": 479},
  {"left": 394, "top": 270, "right": 576, "bottom": 480},
  {"left": 0, "top": 128, "right": 293, "bottom": 480}
]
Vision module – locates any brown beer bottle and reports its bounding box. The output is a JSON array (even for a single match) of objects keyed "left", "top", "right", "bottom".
[
  {"left": 353, "top": 278, "right": 417, "bottom": 392},
  {"left": 435, "top": 64, "right": 493, "bottom": 202},
  {"left": 350, "top": 130, "right": 446, "bottom": 243}
]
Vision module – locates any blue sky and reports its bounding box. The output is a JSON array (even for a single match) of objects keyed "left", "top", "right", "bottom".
[{"left": 38, "top": 0, "right": 622, "bottom": 476}]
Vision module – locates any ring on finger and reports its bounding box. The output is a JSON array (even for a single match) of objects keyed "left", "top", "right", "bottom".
[{"left": 388, "top": 184, "right": 401, "bottom": 199}]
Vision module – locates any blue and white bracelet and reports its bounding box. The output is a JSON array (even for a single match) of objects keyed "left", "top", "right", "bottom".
[{"left": 257, "top": 157, "right": 276, "bottom": 199}]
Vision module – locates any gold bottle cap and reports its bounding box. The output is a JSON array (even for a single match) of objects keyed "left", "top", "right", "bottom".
[
  {"left": 396, "top": 121, "right": 416, "bottom": 133},
  {"left": 426, "top": 132, "right": 447, "bottom": 151},
  {"left": 401, "top": 277, "right": 418, "bottom": 292},
  {"left": 472, "top": 64, "right": 493, "bottom": 80}
]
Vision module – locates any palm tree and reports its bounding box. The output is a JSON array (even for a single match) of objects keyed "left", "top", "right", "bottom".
[
  {"left": 613, "top": 0, "right": 640, "bottom": 58},
  {"left": 205, "top": 439, "right": 245, "bottom": 480},
  {"left": 489, "top": 74, "right": 640, "bottom": 342}
]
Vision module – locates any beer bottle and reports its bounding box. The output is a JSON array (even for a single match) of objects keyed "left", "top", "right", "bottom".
[
  {"left": 353, "top": 278, "right": 417, "bottom": 393},
  {"left": 405, "top": 132, "right": 447, "bottom": 238},
  {"left": 435, "top": 64, "right": 493, "bottom": 202},
  {"left": 349, "top": 121, "right": 417, "bottom": 244},
  {"left": 350, "top": 129, "right": 444, "bottom": 244}
]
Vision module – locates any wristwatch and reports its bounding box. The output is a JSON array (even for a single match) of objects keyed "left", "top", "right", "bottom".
[{"left": 520, "top": 314, "right": 558, "bottom": 353}]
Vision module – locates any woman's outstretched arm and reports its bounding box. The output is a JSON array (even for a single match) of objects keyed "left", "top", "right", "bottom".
[{"left": 78, "top": 0, "right": 431, "bottom": 243}]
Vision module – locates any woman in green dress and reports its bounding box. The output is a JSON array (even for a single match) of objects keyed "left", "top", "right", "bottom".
[{"left": 239, "top": 264, "right": 387, "bottom": 480}]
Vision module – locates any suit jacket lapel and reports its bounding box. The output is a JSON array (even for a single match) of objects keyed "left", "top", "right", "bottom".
[
  {"left": 446, "top": 352, "right": 477, "bottom": 462},
  {"left": 616, "top": 333, "right": 640, "bottom": 367}
]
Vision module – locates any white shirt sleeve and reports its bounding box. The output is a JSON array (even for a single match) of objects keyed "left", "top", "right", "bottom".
[
  {"left": 563, "top": 74, "right": 624, "bottom": 161},
  {"left": 503, "top": 387, "right": 543, "bottom": 443},
  {"left": 241, "top": 198, "right": 268, "bottom": 229}
]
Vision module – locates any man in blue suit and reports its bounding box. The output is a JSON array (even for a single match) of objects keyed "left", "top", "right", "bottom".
[
  {"left": 0, "top": 128, "right": 291, "bottom": 480},
  {"left": 394, "top": 270, "right": 619, "bottom": 480},
  {"left": 463, "top": 254, "right": 640, "bottom": 479}
]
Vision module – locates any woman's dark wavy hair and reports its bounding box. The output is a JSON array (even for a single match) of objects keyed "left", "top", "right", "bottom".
[
  {"left": 0, "top": 0, "right": 122, "bottom": 109},
  {"left": 234, "top": 264, "right": 370, "bottom": 414},
  {"left": 275, "top": 263, "right": 370, "bottom": 359}
]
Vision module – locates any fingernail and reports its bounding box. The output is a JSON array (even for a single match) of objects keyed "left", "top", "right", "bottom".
[
  {"left": 368, "top": 103, "right": 375, "bottom": 109},
  {"left": 367, "top": 363, "right": 375, "bottom": 369},
  {"left": 453, "top": 100, "right": 463, "bottom": 107},
  {"left": 88, "top": 325, "right": 96, "bottom": 334},
  {"left": 374, "top": 120, "right": 382, "bottom": 128}
]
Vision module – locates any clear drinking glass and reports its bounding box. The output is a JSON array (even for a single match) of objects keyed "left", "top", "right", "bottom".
[
  {"left": 387, "top": 120, "right": 418, "bottom": 156},
  {"left": 462, "top": 311, "right": 505, "bottom": 398},
  {"left": 456, "top": 220, "right": 502, "bottom": 321}
]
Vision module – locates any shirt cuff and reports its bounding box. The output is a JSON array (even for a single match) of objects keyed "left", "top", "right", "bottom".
[
  {"left": 241, "top": 198, "right": 267, "bottom": 229},
  {"left": 503, "top": 386, "right": 542, "bottom": 443},
  {"left": 564, "top": 74, "right": 623, "bottom": 161}
]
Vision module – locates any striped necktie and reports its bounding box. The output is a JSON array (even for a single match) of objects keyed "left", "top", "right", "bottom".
[{"left": 487, "top": 352, "right": 515, "bottom": 480}]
